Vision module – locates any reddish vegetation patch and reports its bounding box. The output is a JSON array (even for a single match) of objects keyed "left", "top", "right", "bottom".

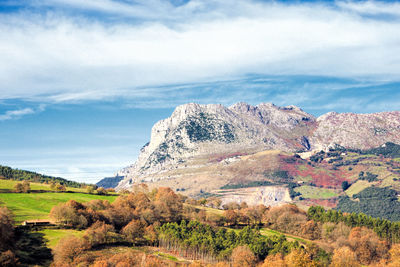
[
  {"left": 209, "top": 152, "right": 248, "bottom": 163},
  {"left": 304, "top": 198, "right": 338, "bottom": 208},
  {"left": 278, "top": 155, "right": 348, "bottom": 188}
]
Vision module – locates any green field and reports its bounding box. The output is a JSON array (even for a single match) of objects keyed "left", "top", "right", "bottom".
[
  {"left": 294, "top": 185, "right": 338, "bottom": 199},
  {"left": 39, "top": 228, "right": 84, "bottom": 248},
  {"left": 0, "top": 179, "right": 87, "bottom": 193},
  {"left": 345, "top": 180, "right": 372, "bottom": 197},
  {"left": 260, "top": 228, "right": 309, "bottom": 244},
  {"left": 0, "top": 192, "right": 117, "bottom": 222}
]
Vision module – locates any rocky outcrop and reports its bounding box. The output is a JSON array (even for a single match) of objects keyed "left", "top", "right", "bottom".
[
  {"left": 311, "top": 111, "right": 400, "bottom": 151},
  {"left": 217, "top": 186, "right": 292, "bottom": 207},
  {"left": 96, "top": 176, "right": 124, "bottom": 189},
  {"left": 115, "top": 102, "right": 400, "bottom": 191},
  {"left": 116, "top": 102, "right": 316, "bottom": 190}
]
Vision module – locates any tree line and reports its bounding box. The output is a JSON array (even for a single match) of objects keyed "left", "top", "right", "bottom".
[
  {"left": 308, "top": 206, "right": 400, "bottom": 243},
  {"left": 0, "top": 165, "right": 87, "bottom": 188}
]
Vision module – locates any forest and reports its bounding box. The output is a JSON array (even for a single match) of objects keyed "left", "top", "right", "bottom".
[{"left": 336, "top": 187, "right": 400, "bottom": 222}]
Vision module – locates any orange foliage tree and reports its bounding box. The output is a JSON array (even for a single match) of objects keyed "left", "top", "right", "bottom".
[
  {"left": 231, "top": 245, "right": 257, "bottom": 267},
  {"left": 330, "top": 247, "right": 359, "bottom": 267}
]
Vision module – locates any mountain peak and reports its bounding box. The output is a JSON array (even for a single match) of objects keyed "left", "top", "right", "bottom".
[{"left": 115, "top": 103, "right": 400, "bottom": 192}]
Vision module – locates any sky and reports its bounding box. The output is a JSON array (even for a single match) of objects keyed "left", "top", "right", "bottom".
[{"left": 1, "top": 0, "right": 400, "bottom": 183}]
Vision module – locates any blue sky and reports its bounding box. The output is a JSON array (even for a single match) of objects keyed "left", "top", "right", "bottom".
[{"left": 1, "top": 0, "right": 400, "bottom": 183}]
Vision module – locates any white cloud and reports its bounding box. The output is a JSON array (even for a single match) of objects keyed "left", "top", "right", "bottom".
[
  {"left": 1, "top": 0, "right": 400, "bottom": 102},
  {"left": 0, "top": 107, "right": 35, "bottom": 120},
  {"left": 337, "top": 0, "right": 400, "bottom": 16}
]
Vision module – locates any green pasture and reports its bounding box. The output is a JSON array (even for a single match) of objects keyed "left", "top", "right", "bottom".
[
  {"left": 0, "top": 179, "right": 87, "bottom": 193},
  {"left": 0, "top": 192, "right": 117, "bottom": 222},
  {"left": 39, "top": 228, "right": 84, "bottom": 248},
  {"left": 294, "top": 185, "right": 338, "bottom": 199}
]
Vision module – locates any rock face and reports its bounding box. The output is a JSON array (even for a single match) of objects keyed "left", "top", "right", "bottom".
[
  {"left": 96, "top": 176, "right": 124, "bottom": 189},
  {"left": 218, "top": 186, "right": 292, "bottom": 207},
  {"left": 311, "top": 111, "right": 400, "bottom": 151},
  {"left": 115, "top": 102, "right": 400, "bottom": 191},
  {"left": 116, "top": 102, "right": 316, "bottom": 190}
]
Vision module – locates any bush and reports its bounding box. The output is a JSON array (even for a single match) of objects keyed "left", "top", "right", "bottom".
[{"left": 96, "top": 187, "right": 107, "bottom": 195}]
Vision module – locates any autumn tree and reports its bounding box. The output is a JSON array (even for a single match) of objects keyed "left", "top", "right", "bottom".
[
  {"left": 231, "top": 245, "right": 257, "bottom": 267},
  {"left": 144, "top": 225, "right": 158, "bottom": 245},
  {"left": 330, "top": 247, "right": 359, "bottom": 267},
  {"left": 55, "top": 183, "right": 66, "bottom": 191},
  {"left": 301, "top": 220, "right": 321, "bottom": 240},
  {"left": 14, "top": 182, "right": 24, "bottom": 193},
  {"left": 154, "top": 187, "right": 183, "bottom": 223},
  {"left": 83, "top": 221, "right": 116, "bottom": 247},
  {"left": 121, "top": 219, "right": 145, "bottom": 244},
  {"left": 265, "top": 204, "right": 308, "bottom": 236},
  {"left": 348, "top": 227, "right": 389, "bottom": 265},
  {"left": 245, "top": 205, "right": 265, "bottom": 225},
  {"left": 224, "top": 209, "right": 238, "bottom": 226},
  {"left": 386, "top": 244, "right": 400, "bottom": 267},
  {"left": 207, "top": 197, "right": 222, "bottom": 209},
  {"left": 52, "top": 236, "right": 88, "bottom": 265},
  {"left": 22, "top": 181, "right": 30, "bottom": 192},
  {"left": 222, "top": 202, "right": 240, "bottom": 210},
  {"left": 86, "top": 185, "right": 95, "bottom": 194},
  {"left": 262, "top": 253, "right": 286, "bottom": 267},
  {"left": 206, "top": 212, "right": 225, "bottom": 226},
  {"left": 285, "top": 249, "right": 317, "bottom": 267},
  {"left": 96, "top": 187, "right": 107, "bottom": 195}
]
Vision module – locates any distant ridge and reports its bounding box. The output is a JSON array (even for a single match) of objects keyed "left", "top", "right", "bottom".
[
  {"left": 96, "top": 176, "right": 124, "bottom": 189},
  {"left": 0, "top": 164, "right": 88, "bottom": 188}
]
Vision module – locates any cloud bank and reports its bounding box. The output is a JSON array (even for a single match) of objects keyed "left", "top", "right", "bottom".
[{"left": 0, "top": 0, "right": 400, "bottom": 103}]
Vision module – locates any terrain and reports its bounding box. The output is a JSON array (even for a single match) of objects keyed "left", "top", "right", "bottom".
[
  {"left": 2, "top": 182, "right": 400, "bottom": 267},
  {"left": 112, "top": 102, "right": 400, "bottom": 221},
  {"left": 0, "top": 179, "right": 117, "bottom": 222},
  {"left": 115, "top": 103, "right": 400, "bottom": 197}
]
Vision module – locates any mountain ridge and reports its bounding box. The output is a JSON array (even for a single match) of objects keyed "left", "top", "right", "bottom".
[{"left": 115, "top": 102, "right": 400, "bottom": 192}]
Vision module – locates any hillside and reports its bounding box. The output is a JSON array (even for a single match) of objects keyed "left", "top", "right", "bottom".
[
  {"left": 96, "top": 175, "right": 124, "bottom": 189},
  {"left": 111, "top": 103, "right": 400, "bottom": 221},
  {"left": 0, "top": 164, "right": 88, "bottom": 188},
  {"left": 0, "top": 179, "right": 117, "bottom": 222},
  {"left": 115, "top": 103, "right": 400, "bottom": 193}
]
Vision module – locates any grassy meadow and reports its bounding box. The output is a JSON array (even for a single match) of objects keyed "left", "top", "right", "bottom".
[
  {"left": 39, "top": 228, "right": 85, "bottom": 248},
  {"left": 0, "top": 179, "right": 118, "bottom": 222},
  {"left": 0, "top": 178, "right": 87, "bottom": 193},
  {"left": 294, "top": 185, "right": 339, "bottom": 199},
  {"left": 0, "top": 192, "right": 117, "bottom": 222}
]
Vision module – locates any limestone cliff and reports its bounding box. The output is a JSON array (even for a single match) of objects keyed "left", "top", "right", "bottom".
[
  {"left": 115, "top": 102, "right": 400, "bottom": 192},
  {"left": 116, "top": 102, "right": 316, "bottom": 190}
]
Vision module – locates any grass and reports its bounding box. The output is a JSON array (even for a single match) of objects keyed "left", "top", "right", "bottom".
[
  {"left": 155, "top": 252, "right": 179, "bottom": 262},
  {"left": 260, "top": 228, "right": 309, "bottom": 244},
  {"left": 39, "top": 228, "right": 84, "bottom": 248},
  {"left": 345, "top": 180, "right": 372, "bottom": 197},
  {"left": 295, "top": 174, "right": 313, "bottom": 182},
  {"left": 294, "top": 185, "right": 338, "bottom": 199},
  {"left": 0, "top": 192, "right": 117, "bottom": 222},
  {"left": 186, "top": 204, "right": 225, "bottom": 216},
  {"left": 296, "top": 164, "right": 309, "bottom": 171},
  {"left": 0, "top": 179, "right": 87, "bottom": 193}
]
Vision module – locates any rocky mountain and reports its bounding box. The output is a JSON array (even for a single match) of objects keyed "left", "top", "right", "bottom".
[
  {"left": 115, "top": 102, "right": 400, "bottom": 194},
  {"left": 96, "top": 175, "right": 124, "bottom": 189}
]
